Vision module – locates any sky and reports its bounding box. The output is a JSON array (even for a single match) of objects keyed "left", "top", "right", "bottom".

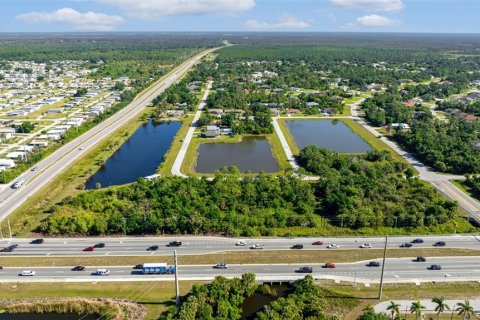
[{"left": 1, "top": 0, "right": 479, "bottom": 33}]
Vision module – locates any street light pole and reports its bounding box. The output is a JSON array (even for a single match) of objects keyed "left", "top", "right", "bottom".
[
  {"left": 378, "top": 235, "right": 388, "bottom": 300},
  {"left": 174, "top": 249, "right": 180, "bottom": 307},
  {"left": 353, "top": 253, "right": 358, "bottom": 287},
  {"left": 7, "top": 217, "right": 12, "bottom": 239}
]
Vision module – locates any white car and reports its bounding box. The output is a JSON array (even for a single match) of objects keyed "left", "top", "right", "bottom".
[
  {"left": 250, "top": 244, "right": 264, "bottom": 250},
  {"left": 235, "top": 240, "right": 247, "bottom": 247},
  {"left": 326, "top": 244, "right": 339, "bottom": 249},
  {"left": 20, "top": 270, "right": 35, "bottom": 276},
  {"left": 360, "top": 243, "right": 372, "bottom": 249},
  {"left": 95, "top": 269, "right": 110, "bottom": 276}
]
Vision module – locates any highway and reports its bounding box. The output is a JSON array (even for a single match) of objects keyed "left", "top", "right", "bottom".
[
  {"left": 1, "top": 235, "right": 479, "bottom": 257},
  {"left": 1, "top": 256, "right": 480, "bottom": 284},
  {"left": 0, "top": 47, "right": 219, "bottom": 223}
]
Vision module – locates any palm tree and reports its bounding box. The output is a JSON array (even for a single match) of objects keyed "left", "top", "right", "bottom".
[
  {"left": 456, "top": 300, "right": 475, "bottom": 320},
  {"left": 410, "top": 300, "right": 426, "bottom": 320},
  {"left": 387, "top": 301, "right": 401, "bottom": 320},
  {"left": 432, "top": 297, "right": 450, "bottom": 320}
]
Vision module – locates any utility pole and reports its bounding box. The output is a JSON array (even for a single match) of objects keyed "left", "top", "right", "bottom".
[
  {"left": 174, "top": 249, "right": 180, "bottom": 307},
  {"left": 353, "top": 253, "right": 358, "bottom": 287},
  {"left": 7, "top": 217, "right": 12, "bottom": 239},
  {"left": 378, "top": 235, "right": 388, "bottom": 300}
]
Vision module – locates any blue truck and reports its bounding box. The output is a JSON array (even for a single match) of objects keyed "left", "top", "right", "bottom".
[{"left": 142, "top": 263, "right": 176, "bottom": 274}]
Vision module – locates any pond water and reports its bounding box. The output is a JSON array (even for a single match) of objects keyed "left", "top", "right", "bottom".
[
  {"left": 285, "top": 120, "right": 372, "bottom": 153},
  {"left": 194, "top": 136, "right": 280, "bottom": 173},
  {"left": 241, "top": 284, "right": 291, "bottom": 320},
  {"left": 0, "top": 313, "right": 97, "bottom": 320},
  {"left": 85, "top": 120, "right": 180, "bottom": 189}
]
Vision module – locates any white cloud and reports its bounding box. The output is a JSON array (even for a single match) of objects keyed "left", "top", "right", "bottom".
[
  {"left": 245, "top": 15, "right": 309, "bottom": 31},
  {"left": 100, "top": 0, "right": 255, "bottom": 19},
  {"left": 330, "top": 0, "right": 404, "bottom": 12},
  {"left": 344, "top": 14, "right": 401, "bottom": 28},
  {"left": 16, "top": 8, "right": 124, "bottom": 31}
]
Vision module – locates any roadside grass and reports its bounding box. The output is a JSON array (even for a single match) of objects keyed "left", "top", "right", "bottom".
[
  {"left": 0, "top": 281, "right": 199, "bottom": 320},
  {"left": 0, "top": 248, "right": 477, "bottom": 267},
  {"left": 180, "top": 134, "right": 288, "bottom": 177},
  {"left": 325, "top": 281, "right": 480, "bottom": 320},
  {"left": 157, "top": 114, "right": 194, "bottom": 177},
  {"left": 276, "top": 118, "right": 300, "bottom": 154},
  {"left": 451, "top": 179, "right": 480, "bottom": 201},
  {"left": 6, "top": 108, "right": 152, "bottom": 237}
]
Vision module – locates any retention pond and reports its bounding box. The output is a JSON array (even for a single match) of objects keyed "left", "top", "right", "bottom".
[
  {"left": 85, "top": 120, "right": 180, "bottom": 189},
  {"left": 194, "top": 136, "right": 280, "bottom": 173},
  {"left": 285, "top": 119, "right": 372, "bottom": 153}
]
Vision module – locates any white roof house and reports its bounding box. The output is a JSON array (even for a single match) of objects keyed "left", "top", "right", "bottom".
[{"left": 0, "top": 159, "right": 16, "bottom": 168}]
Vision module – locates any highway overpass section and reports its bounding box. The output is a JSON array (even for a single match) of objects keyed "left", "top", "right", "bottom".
[{"left": 0, "top": 48, "right": 219, "bottom": 223}]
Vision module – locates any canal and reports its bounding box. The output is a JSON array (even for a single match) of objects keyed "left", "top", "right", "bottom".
[
  {"left": 285, "top": 119, "right": 372, "bottom": 153},
  {"left": 194, "top": 136, "right": 280, "bottom": 173},
  {"left": 85, "top": 120, "right": 180, "bottom": 189}
]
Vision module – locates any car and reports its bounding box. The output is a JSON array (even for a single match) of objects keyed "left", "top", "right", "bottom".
[
  {"left": 324, "top": 262, "right": 336, "bottom": 269},
  {"left": 0, "top": 247, "right": 13, "bottom": 253},
  {"left": 20, "top": 270, "right": 35, "bottom": 276},
  {"left": 235, "top": 240, "right": 247, "bottom": 246},
  {"left": 311, "top": 241, "right": 324, "bottom": 245},
  {"left": 78, "top": 147, "right": 84, "bottom": 150},
  {"left": 167, "top": 241, "right": 182, "bottom": 247},
  {"left": 296, "top": 266, "right": 313, "bottom": 273},
  {"left": 413, "top": 256, "right": 427, "bottom": 262},
  {"left": 94, "top": 243, "right": 105, "bottom": 248},
  {"left": 429, "top": 264, "right": 442, "bottom": 270},
  {"left": 95, "top": 269, "right": 110, "bottom": 276},
  {"left": 250, "top": 244, "right": 264, "bottom": 250},
  {"left": 31, "top": 167, "right": 38, "bottom": 172},
  {"left": 360, "top": 243, "right": 372, "bottom": 249},
  {"left": 30, "top": 238, "right": 44, "bottom": 244},
  {"left": 83, "top": 246, "right": 95, "bottom": 252},
  {"left": 9, "top": 244, "right": 18, "bottom": 249},
  {"left": 213, "top": 263, "right": 228, "bottom": 269},
  {"left": 147, "top": 245, "right": 159, "bottom": 251},
  {"left": 399, "top": 243, "right": 413, "bottom": 248},
  {"left": 72, "top": 266, "right": 85, "bottom": 271},
  {"left": 291, "top": 244, "right": 304, "bottom": 249},
  {"left": 366, "top": 261, "right": 381, "bottom": 267},
  {"left": 433, "top": 241, "right": 446, "bottom": 247},
  {"left": 134, "top": 264, "right": 143, "bottom": 270},
  {"left": 412, "top": 238, "right": 424, "bottom": 244},
  {"left": 327, "top": 244, "right": 339, "bottom": 249},
  {"left": 0, "top": 266, "right": 3, "bottom": 270}
]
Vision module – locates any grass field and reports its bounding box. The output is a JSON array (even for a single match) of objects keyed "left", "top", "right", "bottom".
[{"left": 0, "top": 248, "right": 477, "bottom": 267}]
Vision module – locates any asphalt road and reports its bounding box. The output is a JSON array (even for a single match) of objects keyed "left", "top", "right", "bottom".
[
  {"left": 1, "top": 256, "right": 479, "bottom": 284},
  {"left": 0, "top": 48, "right": 218, "bottom": 223},
  {"left": 1, "top": 235, "right": 479, "bottom": 257}
]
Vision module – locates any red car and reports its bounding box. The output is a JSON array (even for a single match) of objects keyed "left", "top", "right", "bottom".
[
  {"left": 83, "top": 246, "right": 94, "bottom": 252},
  {"left": 312, "top": 241, "right": 324, "bottom": 245},
  {"left": 324, "top": 262, "right": 336, "bottom": 269}
]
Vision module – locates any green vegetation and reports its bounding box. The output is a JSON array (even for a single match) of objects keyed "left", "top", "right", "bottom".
[
  {"left": 17, "top": 121, "right": 35, "bottom": 133},
  {"left": 160, "top": 273, "right": 258, "bottom": 320},
  {"left": 297, "top": 146, "right": 461, "bottom": 229}
]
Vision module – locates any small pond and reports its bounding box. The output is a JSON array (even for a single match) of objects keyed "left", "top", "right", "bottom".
[
  {"left": 85, "top": 120, "right": 180, "bottom": 189},
  {"left": 241, "top": 284, "right": 291, "bottom": 319},
  {"left": 0, "top": 313, "right": 97, "bottom": 320},
  {"left": 285, "top": 120, "right": 372, "bottom": 153},
  {"left": 194, "top": 136, "right": 280, "bottom": 173}
]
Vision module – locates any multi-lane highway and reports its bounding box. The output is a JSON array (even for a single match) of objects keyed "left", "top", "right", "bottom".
[
  {"left": 0, "top": 47, "right": 219, "bottom": 223},
  {"left": 1, "top": 235, "right": 479, "bottom": 257},
  {"left": 1, "top": 257, "right": 479, "bottom": 284}
]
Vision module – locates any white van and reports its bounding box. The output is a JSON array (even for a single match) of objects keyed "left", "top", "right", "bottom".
[
  {"left": 95, "top": 269, "right": 110, "bottom": 276},
  {"left": 20, "top": 270, "right": 35, "bottom": 276}
]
